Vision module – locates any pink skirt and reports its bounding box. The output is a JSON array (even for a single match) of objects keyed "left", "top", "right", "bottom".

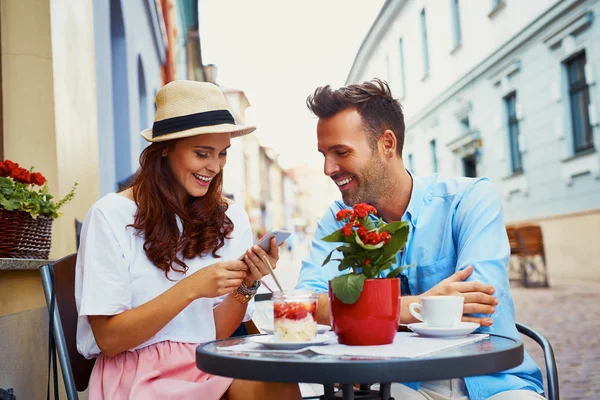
[{"left": 88, "top": 341, "right": 233, "bottom": 400}]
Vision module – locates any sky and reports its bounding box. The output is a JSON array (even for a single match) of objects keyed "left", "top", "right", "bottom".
[{"left": 199, "top": 0, "right": 385, "bottom": 169}]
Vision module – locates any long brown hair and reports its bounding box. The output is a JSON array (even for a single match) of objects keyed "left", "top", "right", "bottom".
[
  {"left": 128, "top": 140, "right": 234, "bottom": 276},
  {"left": 306, "top": 78, "right": 405, "bottom": 156}
]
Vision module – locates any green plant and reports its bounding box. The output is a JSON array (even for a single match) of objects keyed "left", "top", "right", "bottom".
[
  {"left": 321, "top": 203, "right": 410, "bottom": 304},
  {"left": 0, "top": 160, "right": 77, "bottom": 219}
]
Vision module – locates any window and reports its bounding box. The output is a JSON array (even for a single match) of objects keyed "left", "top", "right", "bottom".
[
  {"left": 450, "top": 0, "right": 462, "bottom": 48},
  {"left": 420, "top": 9, "right": 430, "bottom": 75},
  {"left": 566, "top": 52, "right": 594, "bottom": 153},
  {"left": 504, "top": 92, "right": 523, "bottom": 174},
  {"left": 398, "top": 38, "right": 406, "bottom": 97},
  {"left": 407, "top": 153, "right": 415, "bottom": 173},
  {"left": 430, "top": 139, "right": 438, "bottom": 173},
  {"left": 460, "top": 117, "right": 470, "bottom": 135}
]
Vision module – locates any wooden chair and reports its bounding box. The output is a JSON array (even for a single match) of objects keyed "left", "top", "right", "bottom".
[
  {"left": 506, "top": 226, "right": 524, "bottom": 285},
  {"left": 40, "top": 254, "right": 96, "bottom": 399},
  {"left": 516, "top": 225, "right": 549, "bottom": 288}
]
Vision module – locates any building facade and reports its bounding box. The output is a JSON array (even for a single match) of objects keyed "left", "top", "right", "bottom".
[
  {"left": 347, "top": 0, "right": 600, "bottom": 281},
  {"left": 0, "top": 0, "right": 202, "bottom": 397}
]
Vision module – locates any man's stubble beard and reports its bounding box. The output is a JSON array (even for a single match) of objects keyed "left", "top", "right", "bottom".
[{"left": 342, "top": 155, "right": 390, "bottom": 207}]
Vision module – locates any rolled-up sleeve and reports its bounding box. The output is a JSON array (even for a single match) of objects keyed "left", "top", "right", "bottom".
[
  {"left": 453, "top": 178, "right": 515, "bottom": 337},
  {"left": 76, "top": 207, "right": 131, "bottom": 317}
]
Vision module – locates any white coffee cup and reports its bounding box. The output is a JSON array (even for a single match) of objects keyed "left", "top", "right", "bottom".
[{"left": 409, "top": 296, "right": 464, "bottom": 328}]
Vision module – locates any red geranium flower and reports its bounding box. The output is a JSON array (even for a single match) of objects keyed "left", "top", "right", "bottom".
[
  {"left": 10, "top": 167, "right": 32, "bottom": 184},
  {"left": 0, "top": 161, "right": 9, "bottom": 177},
  {"left": 4, "top": 160, "right": 19, "bottom": 171},
  {"left": 30, "top": 172, "right": 46, "bottom": 186}
]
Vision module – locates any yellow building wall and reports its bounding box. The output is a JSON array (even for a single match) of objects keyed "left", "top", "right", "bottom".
[
  {"left": 1, "top": 0, "right": 99, "bottom": 261},
  {"left": 522, "top": 209, "right": 600, "bottom": 283},
  {"left": 1, "top": 0, "right": 97, "bottom": 398}
]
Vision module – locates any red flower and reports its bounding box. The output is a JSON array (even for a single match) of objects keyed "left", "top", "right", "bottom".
[
  {"left": 364, "top": 259, "right": 371, "bottom": 265},
  {"left": 353, "top": 204, "right": 368, "bottom": 218},
  {"left": 357, "top": 226, "right": 368, "bottom": 238},
  {"left": 336, "top": 209, "right": 353, "bottom": 221},
  {"left": 341, "top": 223, "right": 352, "bottom": 237},
  {"left": 381, "top": 231, "right": 391, "bottom": 244},
  {"left": 30, "top": 172, "right": 46, "bottom": 186},
  {"left": 0, "top": 161, "right": 9, "bottom": 177},
  {"left": 365, "top": 232, "right": 381, "bottom": 245},
  {"left": 353, "top": 203, "right": 377, "bottom": 219},
  {"left": 4, "top": 160, "right": 19, "bottom": 171},
  {"left": 10, "top": 167, "right": 31, "bottom": 184}
]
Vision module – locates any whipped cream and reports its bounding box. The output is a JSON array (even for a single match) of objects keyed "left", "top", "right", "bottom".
[{"left": 274, "top": 315, "right": 317, "bottom": 342}]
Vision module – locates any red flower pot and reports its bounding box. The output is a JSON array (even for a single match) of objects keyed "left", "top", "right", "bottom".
[{"left": 329, "top": 278, "right": 400, "bottom": 346}]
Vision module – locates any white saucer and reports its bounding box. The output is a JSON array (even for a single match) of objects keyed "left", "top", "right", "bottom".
[
  {"left": 261, "top": 324, "right": 331, "bottom": 335},
  {"left": 249, "top": 334, "right": 332, "bottom": 350},
  {"left": 407, "top": 322, "right": 480, "bottom": 338}
]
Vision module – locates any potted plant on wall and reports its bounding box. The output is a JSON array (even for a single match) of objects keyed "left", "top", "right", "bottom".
[
  {"left": 0, "top": 160, "right": 77, "bottom": 259},
  {"left": 322, "top": 203, "right": 410, "bottom": 345}
]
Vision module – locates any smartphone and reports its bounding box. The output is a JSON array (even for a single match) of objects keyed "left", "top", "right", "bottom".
[{"left": 238, "top": 229, "right": 291, "bottom": 260}]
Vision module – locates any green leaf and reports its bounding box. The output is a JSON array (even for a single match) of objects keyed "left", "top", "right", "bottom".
[
  {"left": 380, "top": 221, "right": 409, "bottom": 234},
  {"left": 337, "top": 243, "right": 362, "bottom": 255},
  {"left": 386, "top": 264, "right": 415, "bottom": 278},
  {"left": 380, "top": 224, "right": 409, "bottom": 260},
  {"left": 355, "top": 233, "right": 384, "bottom": 250},
  {"left": 321, "top": 249, "right": 336, "bottom": 267},
  {"left": 339, "top": 255, "right": 361, "bottom": 271},
  {"left": 386, "top": 266, "right": 405, "bottom": 278},
  {"left": 322, "top": 229, "right": 355, "bottom": 244},
  {"left": 363, "top": 217, "right": 376, "bottom": 231},
  {"left": 0, "top": 197, "right": 21, "bottom": 211},
  {"left": 373, "top": 260, "right": 393, "bottom": 277},
  {"left": 331, "top": 273, "right": 366, "bottom": 304}
]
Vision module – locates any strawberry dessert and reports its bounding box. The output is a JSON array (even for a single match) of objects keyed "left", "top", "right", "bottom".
[{"left": 273, "top": 292, "right": 317, "bottom": 342}]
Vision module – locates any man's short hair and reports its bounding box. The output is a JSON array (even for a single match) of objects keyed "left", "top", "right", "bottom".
[{"left": 306, "top": 78, "right": 405, "bottom": 155}]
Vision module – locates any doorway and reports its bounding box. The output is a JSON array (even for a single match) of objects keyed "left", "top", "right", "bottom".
[{"left": 462, "top": 155, "right": 477, "bottom": 178}]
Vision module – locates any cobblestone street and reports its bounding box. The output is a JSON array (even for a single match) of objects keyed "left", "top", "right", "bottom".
[
  {"left": 512, "top": 281, "right": 600, "bottom": 400},
  {"left": 272, "top": 245, "right": 600, "bottom": 400}
]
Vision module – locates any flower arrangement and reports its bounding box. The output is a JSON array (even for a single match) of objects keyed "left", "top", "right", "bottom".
[
  {"left": 0, "top": 159, "right": 77, "bottom": 219},
  {"left": 321, "top": 203, "right": 410, "bottom": 304}
]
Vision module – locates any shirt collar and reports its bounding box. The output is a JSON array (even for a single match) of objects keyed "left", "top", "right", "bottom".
[{"left": 404, "top": 169, "right": 428, "bottom": 226}]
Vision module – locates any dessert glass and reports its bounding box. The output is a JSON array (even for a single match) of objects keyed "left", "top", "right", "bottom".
[{"left": 272, "top": 290, "right": 317, "bottom": 342}]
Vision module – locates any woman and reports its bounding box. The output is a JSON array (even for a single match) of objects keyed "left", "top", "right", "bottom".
[{"left": 75, "top": 80, "right": 301, "bottom": 400}]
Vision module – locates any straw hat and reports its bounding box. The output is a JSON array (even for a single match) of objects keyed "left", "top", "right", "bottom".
[{"left": 140, "top": 80, "right": 256, "bottom": 142}]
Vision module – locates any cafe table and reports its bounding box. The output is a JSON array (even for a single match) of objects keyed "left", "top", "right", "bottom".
[{"left": 196, "top": 332, "right": 524, "bottom": 400}]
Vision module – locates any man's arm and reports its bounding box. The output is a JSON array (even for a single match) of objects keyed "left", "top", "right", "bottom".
[{"left": 451, "top": 178, "right": 515, "bottom": 334}]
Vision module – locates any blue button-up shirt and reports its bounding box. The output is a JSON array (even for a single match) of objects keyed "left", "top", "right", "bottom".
[{"left": 296, "top": 172, "right": 544, "bottom": 400}]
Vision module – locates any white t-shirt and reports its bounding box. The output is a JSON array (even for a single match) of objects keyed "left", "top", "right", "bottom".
[{"left": 75, "top": 193, "right": 255, "bottom": 359}]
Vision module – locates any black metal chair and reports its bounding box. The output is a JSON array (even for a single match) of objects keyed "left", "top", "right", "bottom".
[
  {"left": 40, "top": 254, "right": 96, "bottom": 400},
  {"left": 516, "top": 322, "right": 559, "bottom": 400}
]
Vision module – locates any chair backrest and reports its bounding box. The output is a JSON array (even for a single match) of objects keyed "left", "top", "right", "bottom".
[
  {"left": 506, "top": 226, "right": 520, "bottom": 254},
  {"left": 74, "top": 219, "right": 83, "bottom": 249},
  {"left": 516, "top": 322, "right": 559, "bottom": 400},
  {"left": 516, "top": 225, "right": 545, "bottom": 256},
  {"left": 40, "top": 253, "right": 96, "bottom": 395}
]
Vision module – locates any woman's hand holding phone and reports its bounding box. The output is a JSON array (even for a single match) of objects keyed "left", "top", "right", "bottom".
[
  {"left": 183, "top": 260, "right": 248, "bottom": 299},
  {"left": 241, "top": 237, "right": 279, "bottom": 286}
]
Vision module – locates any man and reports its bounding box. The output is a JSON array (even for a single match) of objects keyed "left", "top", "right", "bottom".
[{"left": 295, "top": 79, "right": 545, "bottom": 400}]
